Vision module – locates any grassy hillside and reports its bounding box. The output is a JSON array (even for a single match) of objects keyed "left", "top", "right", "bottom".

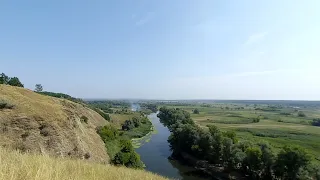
[
  {"left": 0, "top": 84, "right": 109, "bottom": 163},
  {"left": 0, "top": 147, "right": 167, "bottom": 180}
]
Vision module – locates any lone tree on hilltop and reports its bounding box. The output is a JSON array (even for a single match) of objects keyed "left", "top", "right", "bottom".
[{"left": 35, "top": 84, "right": 43, "bottom": 92}]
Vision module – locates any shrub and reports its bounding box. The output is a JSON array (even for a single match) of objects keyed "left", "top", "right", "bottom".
[
  {"left": 193, "top": 108, "right": 200, "bottom": 114},
  {"left": 112, "top": 140, "right": 143, "bottom": 169},
  {"left": 0, "top": 73, "right": 24, "bottom": 87},
  {"left": 97, "top": 125, "right": 119, "bottom": 142},
  {"left": 132, "top": 117, "right": 141, "bottom": 127},
  {"left": 312, "top": 118, "right": 320, "bottom": 127},
  {"left": 298, "top": 111, "right": 306, "bottom": 117},
  {"left": 84, "top": 152, "right": 91, "bottom": 159},
  {"left": 7, "top": 77, "right": 24, "bottom": 87},
  {"left": 252, "top": 117, "right": 260, "bottom": 123},
  {"left": 0, "top": 100, "right": 14, "bottom": 109},
  {"left": 80, "top": 116, "right": 88, "bottom": 124},
  {"left": 122, "top": 120, "right": 135, "bottom": 131}
]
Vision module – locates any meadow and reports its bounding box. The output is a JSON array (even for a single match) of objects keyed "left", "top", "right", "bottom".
[{"left": 163, "top": 101, "right": 320, "bottom": 164}]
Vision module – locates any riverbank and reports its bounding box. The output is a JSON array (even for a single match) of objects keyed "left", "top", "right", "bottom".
[
  {"left": 136, "top": 113, "right": 211, "bottom": 180},
  {"left": 172, "top": 152, "right": 244, "bottom": 180},
  {"left": 131, "top": 125, "right": 155, "bottom": 148}
]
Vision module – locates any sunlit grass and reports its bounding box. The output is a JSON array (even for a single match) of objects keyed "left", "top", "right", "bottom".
[{"left": 0, "top": 148, "right": 167, "bottom": 180}]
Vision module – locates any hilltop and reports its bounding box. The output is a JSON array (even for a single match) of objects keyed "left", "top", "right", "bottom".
[{"left": 0, "top": 84, "right": 109, "bottom": 162}]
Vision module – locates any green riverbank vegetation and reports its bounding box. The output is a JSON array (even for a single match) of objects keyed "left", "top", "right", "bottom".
[
  {"left": 158, "top": 106, "right": 320, "bottom": 180},
  {"left": 97, "top": 115, "right": 153, "bottom": 169}
]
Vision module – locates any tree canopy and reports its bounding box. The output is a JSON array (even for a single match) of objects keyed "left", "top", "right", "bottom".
[
  {"left": 0, "top": 73, "right": 24, "bottom": 87},
  {"left": 35, "top": 84, "right": 43, "bottom": 92}
]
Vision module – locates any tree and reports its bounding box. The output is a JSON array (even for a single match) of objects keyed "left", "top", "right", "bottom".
[
  {"left": 259, "top": 143, "right": 275, "bottom": 180},
  {"left": 122, "top": 120, "right": 135, "bottom": 131},
  {"left": 35, "top": 84, "right": 43, "bottom": 92},
  {"left": 193, "top": 130, "right": 212, "bottom": 158},
  {"left": 311, "top": 118, "right": 320, "bottom": 127},
  {"left": 7, "top": 77, "right": 24, "bottom": 87},
  {"left": 221, "top": 138, "right": 234, "bottom": 169},
  {"left": 243, "top": 147, "right": 263, "bottom": 179},
  {"left": 207, "top": 125, "right": 223, "bottom": 164},
  {"left": 298, "top": 111, "right": 306, "bottom": 117},
  {"left": 112, "top": 140, "right": 143, "bottom": 169},
  {"left": 132, "top": 117, "right": 141, "bottom": 127},
  {"left": 0, "top": 73, "right": 9, "bottom": 84},
  {"left": 274, "top": 146, "right": 311, "bottom": 180},
  {"left": 223, "top": 131, "right": 238, "bottom": 144},
  {"left": 193, "top": 108, "right": 200, "bottom": 114}
]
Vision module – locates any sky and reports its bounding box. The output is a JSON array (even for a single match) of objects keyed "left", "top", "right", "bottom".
[{"left": 1, "top": 0, "right": 320, "bottom": 100}]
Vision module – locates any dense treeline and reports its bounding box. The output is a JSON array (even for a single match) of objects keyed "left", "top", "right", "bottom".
[
  {"left": 87, "top": 100, "right": 130, "bottom": 108},
  {"left": 38, "top": 93, "right": 111, "bottom": 121},
  {"left": 158, "top": 107, "right": 320, "bottom": 180},
  {"left": 86, "top": 101, "right": 114, "bottom": 113},
  {"left": 0, "top": 73, "right": 24, "bottom": 87},
  {"left": 38, "top": 91, "right": 85, "bottom": 104}
]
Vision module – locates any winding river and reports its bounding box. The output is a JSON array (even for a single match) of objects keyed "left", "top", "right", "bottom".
[{"left": 133, "top": 108, "right": 210, "bottom": 180}]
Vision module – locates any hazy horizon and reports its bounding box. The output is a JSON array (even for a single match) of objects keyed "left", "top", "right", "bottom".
[{"left": 1, "top": 1, "right": 320, "bottom": 100}]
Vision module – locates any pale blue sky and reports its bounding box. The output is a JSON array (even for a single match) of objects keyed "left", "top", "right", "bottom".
[{"left": 1, "top": 0, "right": 320, "bottom": 100}]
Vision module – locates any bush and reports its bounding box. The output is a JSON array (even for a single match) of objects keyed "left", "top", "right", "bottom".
[
  {"left": 312, "top": 118, "right": 320, "bottom": 127},
  {"left": 252, "top": 117, "right": 260, "bottom": 123},
  {"left": 112, "top": 140, "right": 143, "bottom": 169},
  {"left": 0, "top": 73, "right": 24, "bottom": 87},
  {"left": 97, "top": 125, "right": 119, "bottom": 142},
  {"left": 298, "top": 111, "right": 306, "bottom": 117},
  {"left": 132, "top": 117, "right": 141, "bottom": 127},
  {"left": 80, "top": 116, "right": 88, "bottom": 124},
  {"left": 193, "top": 108, "right": 200, "bottom": 114},
  {"left": 84, "top": 152, "right": 91, "bottom": 159},
  {"left": 0, "top": 100, "right": 14, "bottom": 109},
  {"left": 122, "top": 120, "right": 135, "bottom": 131},
  {"left": 7, "top": 77, "right": 24, "bottom": 87}
]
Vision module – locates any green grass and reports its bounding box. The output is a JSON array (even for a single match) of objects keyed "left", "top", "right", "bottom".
[
  {"left": 165, "top": 104, "right": 320, "bottom": 163},
  {"left": 105, "top": 140, "right": 121, "bottom": 159},
  {"left": 105, "top": 115, "right": 153, "bottom": 159},
  {"left": 121, "top": 120, "right": 153, "bottom": 139}
]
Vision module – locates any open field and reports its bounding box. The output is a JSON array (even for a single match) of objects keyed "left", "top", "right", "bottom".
[{"left": 164, "top": 102, "right": 320, "bottom": 163}]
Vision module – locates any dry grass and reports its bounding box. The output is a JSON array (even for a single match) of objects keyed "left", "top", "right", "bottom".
[
  {"left": 0, "top": 148, "right": 167, "bottom": 180},
  {"left": 0, "top": 85, "right": 109, "bottom": 163}
]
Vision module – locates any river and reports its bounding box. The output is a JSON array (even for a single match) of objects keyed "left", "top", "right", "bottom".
[{"left": 135, "top": 112, "right": 210, "bottom": 180}]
